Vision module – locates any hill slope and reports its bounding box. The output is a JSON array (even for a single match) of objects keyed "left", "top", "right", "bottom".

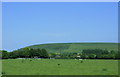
[{"left": 27, "top": 43, "right": 118, "bottom": 53}]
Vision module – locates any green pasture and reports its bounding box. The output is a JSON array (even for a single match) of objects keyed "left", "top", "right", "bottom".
[
  {"left": 2, "top": 59, "right": 118, "bottom": 75},
  {"left": 28, "top": 43, "right": 118, "bottom": 53}
]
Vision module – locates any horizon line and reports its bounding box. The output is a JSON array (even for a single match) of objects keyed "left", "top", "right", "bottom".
[{"left": 2, "top": 41, "right": 119, "bottom": 52}]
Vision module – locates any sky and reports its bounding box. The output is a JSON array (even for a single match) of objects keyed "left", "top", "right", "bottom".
[{"left": 2, "top": 2, "right": 118, "bottom": 51}]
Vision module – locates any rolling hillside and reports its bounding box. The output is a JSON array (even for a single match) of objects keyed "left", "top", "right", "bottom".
[{"left": 27, "top": 43, "right": 118, "bottom": 53}]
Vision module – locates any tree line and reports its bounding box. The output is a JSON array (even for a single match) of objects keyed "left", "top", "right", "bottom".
[
  {"left": 1, "top": 47, "right": 49, "bottom": 59},
  {"left": 52, "top": 49, "right": 120, "bottom": 59},
  {"left": 1, "top": 48, "right": 120, "bottom": 59},
  {"left": 81, "top": 49, "right": 120, "bottom": 59}
]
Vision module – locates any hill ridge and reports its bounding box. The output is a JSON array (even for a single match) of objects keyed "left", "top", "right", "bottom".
[{"left": 27, "top": 43, "right": 118, "bottom": 53}]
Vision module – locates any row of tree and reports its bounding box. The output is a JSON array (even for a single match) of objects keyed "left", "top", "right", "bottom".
[
  {"left": 52, "top": 49, "right": 120, "bottom": 59},
  {"left": 1, "top": 48, "right": 120, "bottom": 59},
  {"left": 1, "top": 47, "right": 49, "bottom": 59},
  {"left": 81, "top": 49, "right": 120, "bottom": 59}
]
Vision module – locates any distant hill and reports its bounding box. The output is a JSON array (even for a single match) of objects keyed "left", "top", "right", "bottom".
[{"left": 27, "top": 43, "right": 118, "bottom": 53}]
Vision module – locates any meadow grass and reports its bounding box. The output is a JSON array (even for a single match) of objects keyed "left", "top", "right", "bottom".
[
  {"left": 28, "top": 43, "right": 118, "bottom": 53},
  {"left": 2, "top": 59, "right": 118, "bottom": 75}
]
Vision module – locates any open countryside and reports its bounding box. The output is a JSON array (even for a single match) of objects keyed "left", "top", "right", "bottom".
[
  {"left": 2, "top": 2, "right": 118, "bottom": 76},
  {"left": 1, "top": 43, "right": 119, "bottom": 75}
]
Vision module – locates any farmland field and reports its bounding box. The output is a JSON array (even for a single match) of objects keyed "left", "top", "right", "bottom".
[{"left": 2, "top": 59, "right": 118, "bottom": 75}]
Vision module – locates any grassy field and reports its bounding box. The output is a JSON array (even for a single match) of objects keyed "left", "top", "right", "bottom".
[
  {"left": 2, "top": 59, "right": 118, "bottom": 75},
  {"left": 28, "top": 43, "right": 118, "bottom": 53}
]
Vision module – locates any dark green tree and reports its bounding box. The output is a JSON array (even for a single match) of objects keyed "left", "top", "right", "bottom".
[
  {"left": 88, "top": 54, "right": 96, "bottom": 59},
  {"left": 2, "top": 50, "right": 9, "bottom": 59},
  {"left": 41, "top": 48, "right": 49, "bottom": 58},
  {"left": 9, "top": 50, "right": 18, "bottom": 59}
]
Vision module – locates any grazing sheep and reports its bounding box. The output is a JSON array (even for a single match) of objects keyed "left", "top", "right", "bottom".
[
  {"left": 78, "top": 59, "right": 83, "bottom": 63},
  {"left": 79, "top": 59, "right": 82, "bottom": 60}
]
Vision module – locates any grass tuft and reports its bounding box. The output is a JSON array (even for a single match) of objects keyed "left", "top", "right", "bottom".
[
  {"left": 2, "top": 72, "right": 6, "bottom": 75},
  {"left": 102, "top": 68, "right": 107, "bottom": 71}
]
